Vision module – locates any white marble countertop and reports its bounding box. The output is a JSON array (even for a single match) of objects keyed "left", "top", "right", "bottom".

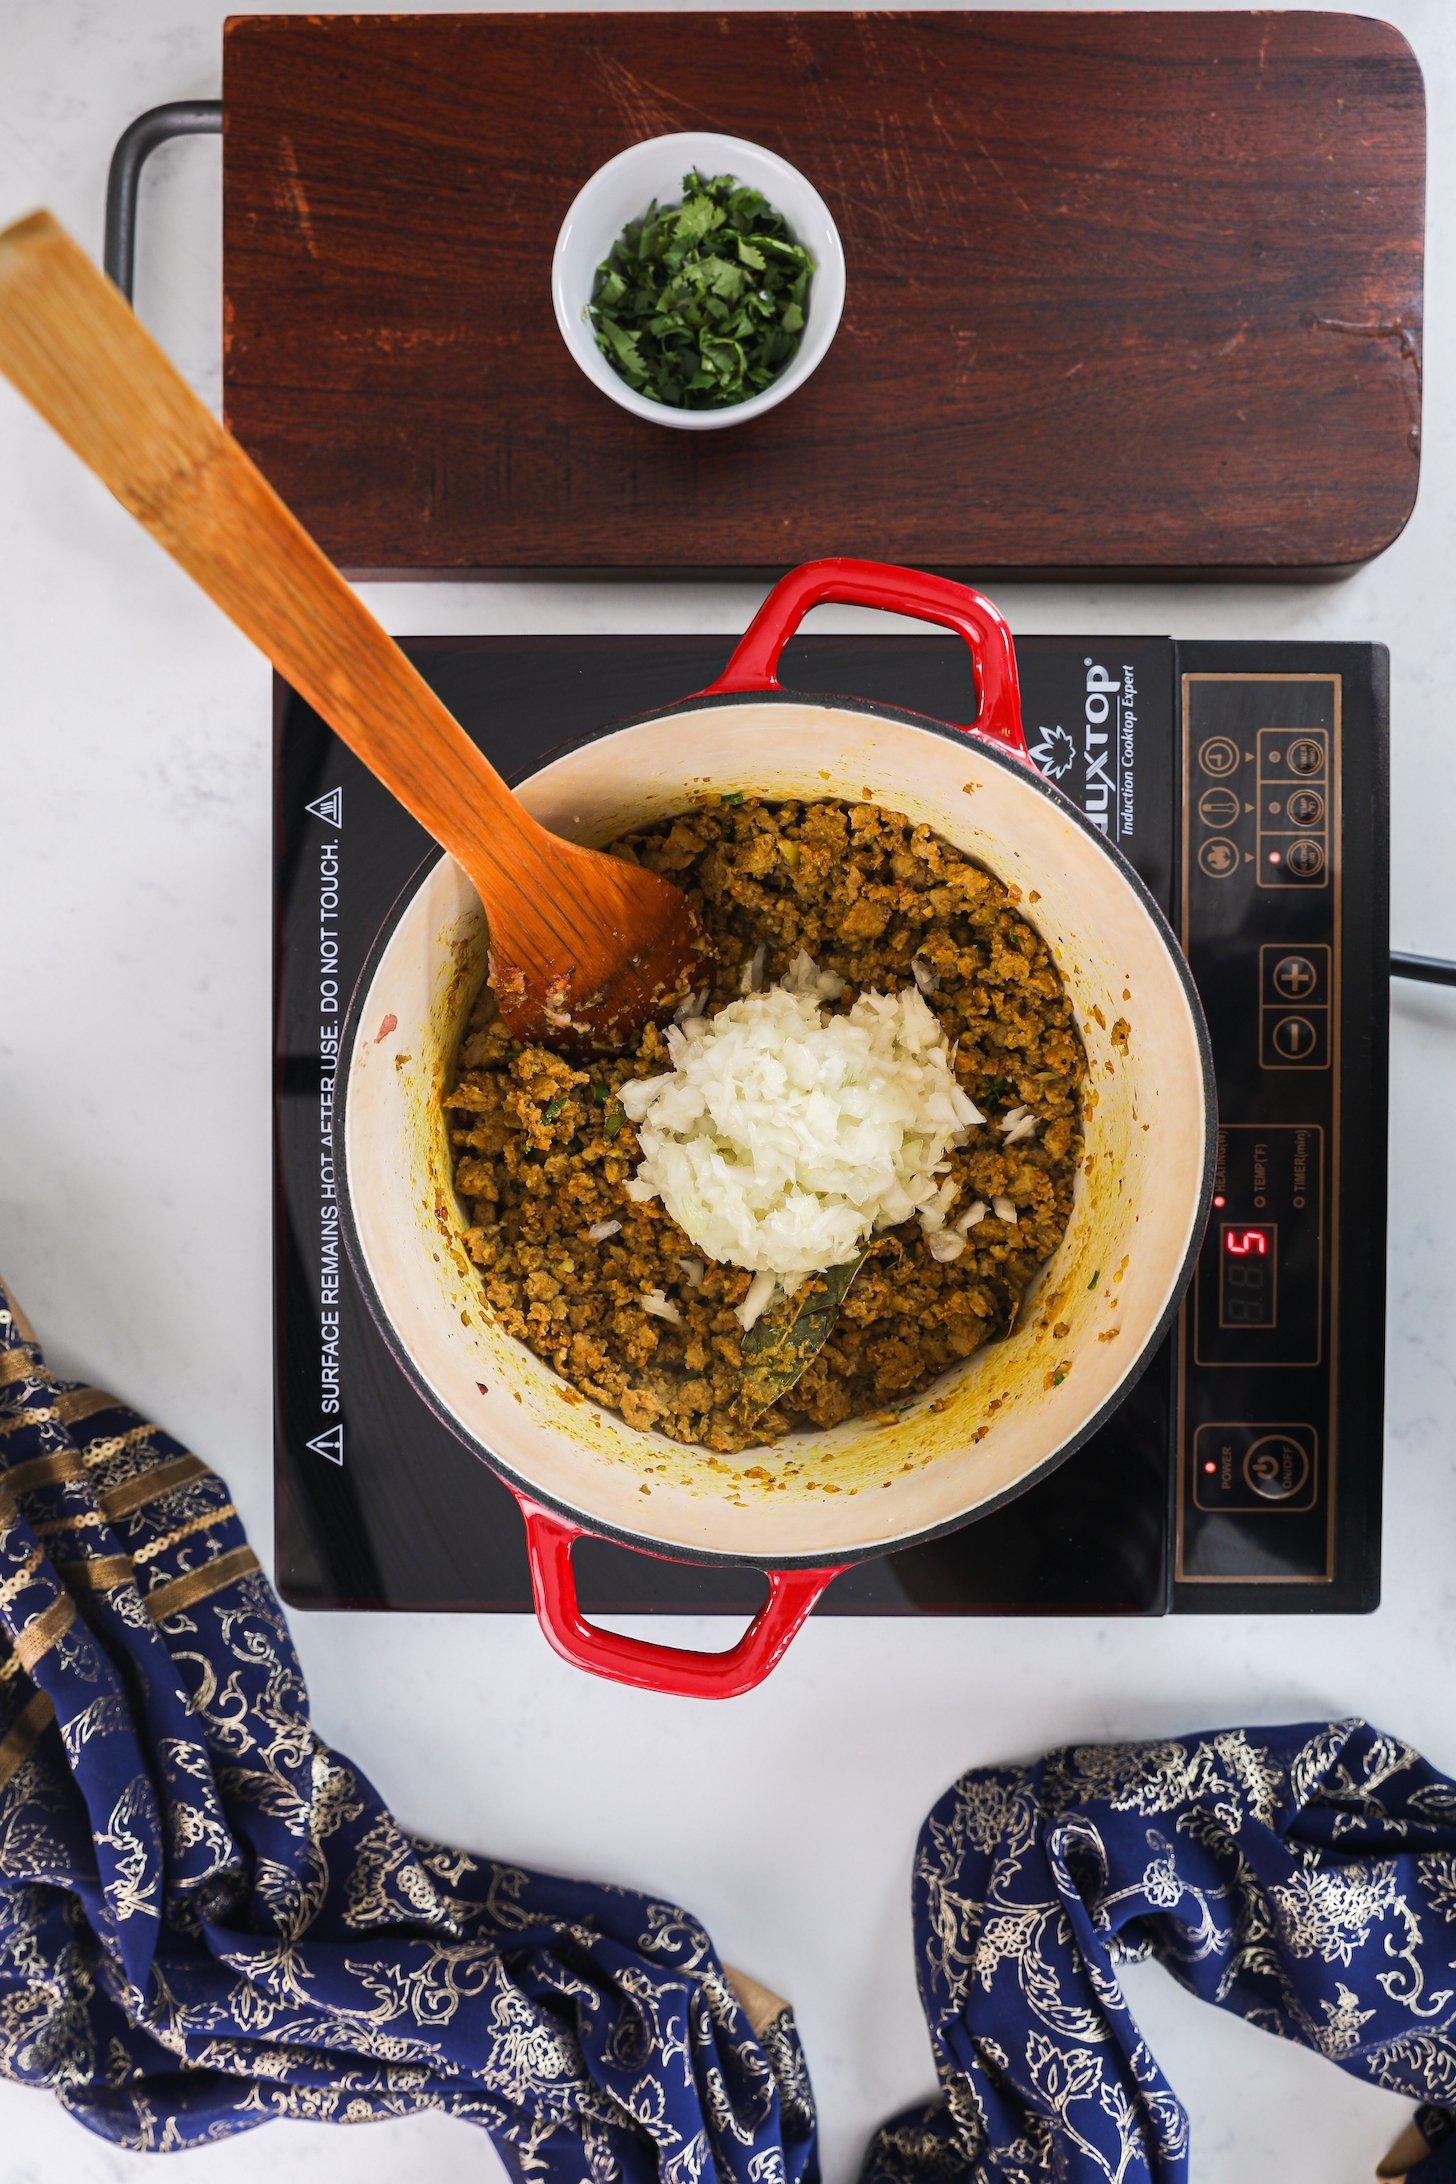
[{"left": 2, "top": 1, "right": 1453, "bottom": 2177}]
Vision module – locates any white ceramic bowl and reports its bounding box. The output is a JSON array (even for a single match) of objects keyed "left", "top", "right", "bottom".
[{"left": 552, "top": 132, "right": 845, "bottom": 430}]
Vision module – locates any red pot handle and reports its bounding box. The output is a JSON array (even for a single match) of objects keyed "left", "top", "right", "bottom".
[
  {"left": 700, "top": 557, "right": 1029, "bottom": 763},
  {"left": 510, "top": 1492, "right": 843, "bottom": 1699}
]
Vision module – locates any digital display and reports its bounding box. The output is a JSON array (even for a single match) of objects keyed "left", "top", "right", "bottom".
[
  {"left": 1219, "top": 1223, "right": 1277, "bottom": 1328},
  {"left": 1196, "top": 1132, "right": 1320, "bottom": 1370}
]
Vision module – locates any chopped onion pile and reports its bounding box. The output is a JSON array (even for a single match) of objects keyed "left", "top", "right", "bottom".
[{"left": 617, "top": 953, "right": 984, "bottom": 1315}]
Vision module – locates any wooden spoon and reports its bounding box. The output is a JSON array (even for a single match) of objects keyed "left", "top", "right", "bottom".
[{"left": 0, "top": 210, "right": 704, "bottom": 1049}]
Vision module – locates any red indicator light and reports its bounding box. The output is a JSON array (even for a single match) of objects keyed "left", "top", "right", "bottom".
[
  {"left": 1269, "top": 849, "right": 1283, "bottom": 865},
  {"left": 1203, "top": 1460, "right": 1217, "bottom": 1475},
  {"left": 1212, "top": 1194, "right": 1226, "bottom": 1208}
]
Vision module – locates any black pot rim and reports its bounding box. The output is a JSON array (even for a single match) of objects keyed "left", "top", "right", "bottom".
[{"left": 335, "top": 685, "right": 1218, "bottom": 1574}]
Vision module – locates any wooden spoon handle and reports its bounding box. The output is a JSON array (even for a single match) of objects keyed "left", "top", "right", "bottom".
[{"left": 0, "top": 211, "right": 554, "bottom": 917}]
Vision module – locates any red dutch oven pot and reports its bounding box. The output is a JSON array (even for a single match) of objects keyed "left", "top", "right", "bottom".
[{"left": 340, "top": 562, "right": 1215, "bottom": 1699}]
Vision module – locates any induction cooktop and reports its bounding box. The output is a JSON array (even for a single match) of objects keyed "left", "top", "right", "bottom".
[{"left": 273, "top": 634, "right": 1388, "bottom": 1616}]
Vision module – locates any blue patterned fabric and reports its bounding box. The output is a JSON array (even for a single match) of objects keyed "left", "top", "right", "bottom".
[
  {"left": 865, "top": 1722, "right": 1456, "bottom": 2183},
  {"left": 0, "top": 1280, "right": 818, "bottom": 2176},
  {"left": 2, "top": 1279, "right": 1454, "bottom": 2180}
]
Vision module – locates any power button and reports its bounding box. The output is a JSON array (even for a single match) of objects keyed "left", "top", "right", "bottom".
[
  {"left": 1243, "top": 1433, "right": 1312, "bottom": 1502},
  {"left": 1193, "top": 1423, "right": 1318, "bottom": 1512}
]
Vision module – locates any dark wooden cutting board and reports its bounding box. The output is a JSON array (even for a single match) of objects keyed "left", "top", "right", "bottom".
[{"left": 221, "top": 11, "right": 1424, "bottom": 578}]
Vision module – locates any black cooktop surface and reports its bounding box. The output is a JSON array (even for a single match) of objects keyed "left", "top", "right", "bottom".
[{"left": 274, "top": 634, "right": 1388, "bottom": 1616}]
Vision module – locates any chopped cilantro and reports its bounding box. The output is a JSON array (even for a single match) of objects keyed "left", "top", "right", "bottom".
[
  {"left": 721, "top": 789, "right": 745, "bottom": 805},
  {"left": 590, "top": 172, "right": 815, "bottom": 411},
  {"left": 603, "top": 1102, "right": 626, "bottom": 1140},
  {"left": 540, "top": 1096, "right": 566, "bottom": 1123},
  {"left": 1052, "top": 1370, "right": 1066, "bottom": 1386},
  {"left": 1087, "top": 1269, "right": 1101, "bottom": 1290}
]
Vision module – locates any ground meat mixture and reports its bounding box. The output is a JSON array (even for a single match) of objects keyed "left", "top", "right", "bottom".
[{"left": 443, "top": 799, "right": 1086, "bottom": 1452}]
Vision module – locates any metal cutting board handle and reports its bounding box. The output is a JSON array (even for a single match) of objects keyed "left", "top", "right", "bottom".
[{"left": 104, "top": 100, "right": 222, "bottom": 303}]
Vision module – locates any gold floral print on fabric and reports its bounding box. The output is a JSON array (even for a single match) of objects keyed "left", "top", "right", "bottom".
[
  {"left": 142, "top": 1545, "right": 261, "bottom": 1622},
  {"left": 0, "top": 1544, "right": 44, "bottom": 1612},
  {"left": 884, "top": 1720, "right": 1456, "bottom": 2182},
  {"left": 131, "top": 1503, "right": 239, "bottom": 1568},
  {"left": 101, "top": 1453, "right": 208, "bottom": 1521}
]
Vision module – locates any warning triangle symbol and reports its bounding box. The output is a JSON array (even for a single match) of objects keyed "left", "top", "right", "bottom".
[
  {"left": 306, "top": 787, "right": 343, "bottom": 827},
  {"left": 306, "top": 1423, "right": 345, "bottom": 1465}
]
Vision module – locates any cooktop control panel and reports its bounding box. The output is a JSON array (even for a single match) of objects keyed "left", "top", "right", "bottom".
[
  {"left": 1173, "top": 671, "right": 1377, "bottom": 1602},
  {"left": 1178, "top": 677, "right": 1335, "bottom": 1589},
  {"left": 997, "top": 642, "right": 1386, "bottom": 1612}
]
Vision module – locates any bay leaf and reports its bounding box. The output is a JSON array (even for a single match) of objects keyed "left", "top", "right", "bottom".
[{"left": 738, "top": 1251, "right": 871, "bottom": 1426}]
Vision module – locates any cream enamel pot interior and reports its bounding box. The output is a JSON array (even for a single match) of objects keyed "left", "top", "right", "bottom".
[{"left": 340, "top": 562, "right": 1216, "bottom": 1699}]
